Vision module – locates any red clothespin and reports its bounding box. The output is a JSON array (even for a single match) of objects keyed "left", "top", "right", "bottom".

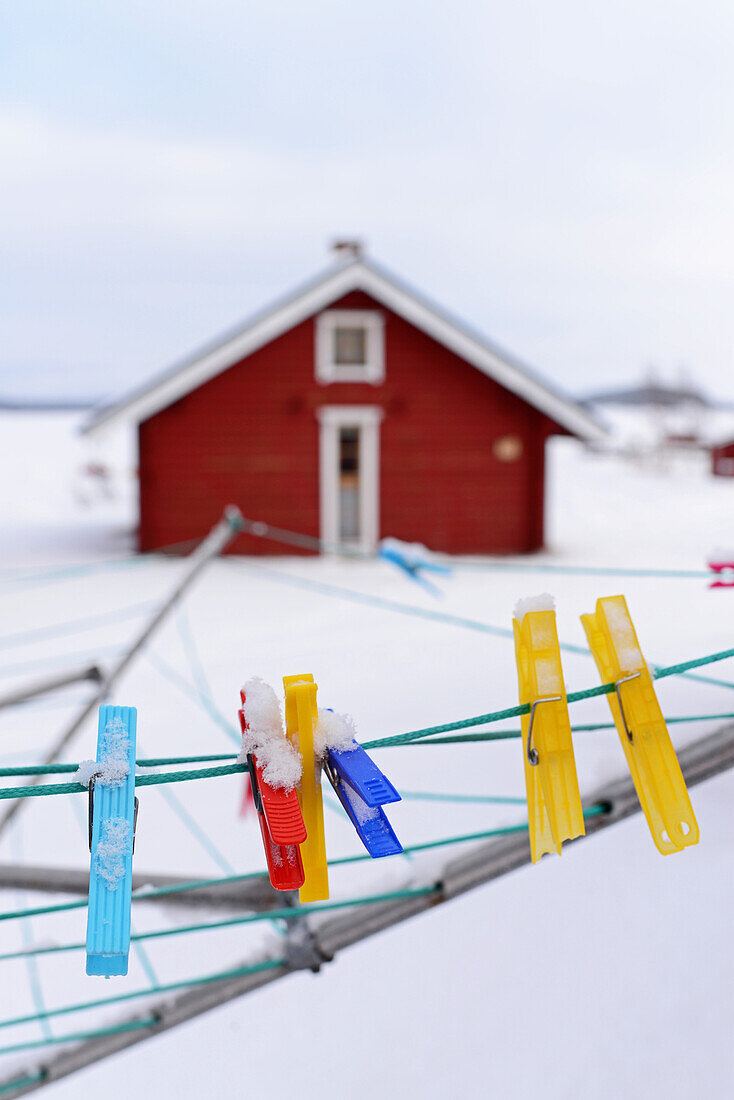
[
  {"left": 707, "top": 557, "right": 734, "bottom": 588},
  {"left": 238, "top": 774, "right": 255, "bottom": 818},
  {"left": 238, "top": 691, "right": 307, "bottom": 890}
]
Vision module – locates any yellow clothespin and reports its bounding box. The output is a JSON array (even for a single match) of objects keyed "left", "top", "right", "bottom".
[
  {"left": 581, "top": 595, "right": 698, "bottom": 855},
  {"left": 513, "top": 604, "right": 585, "bottom": 863},
  {"left": 283, "top": 673, "right": 329, "bottom": 902}
]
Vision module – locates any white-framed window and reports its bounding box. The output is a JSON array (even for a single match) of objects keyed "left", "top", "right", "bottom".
[
  {"left": 315, "top": 310, "right": 385, "bottom": 384},
  {"left": 316, "top": 406, "right": 383, "bottom": 551}
]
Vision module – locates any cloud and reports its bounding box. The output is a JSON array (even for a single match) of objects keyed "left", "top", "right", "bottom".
[{"left": 2, "top": 1, "right": 734, "bottom": 399}]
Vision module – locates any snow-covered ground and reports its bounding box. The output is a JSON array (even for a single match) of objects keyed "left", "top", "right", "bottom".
[{"left": 0, "top": 410, "right": 733, "bottom": 1099}]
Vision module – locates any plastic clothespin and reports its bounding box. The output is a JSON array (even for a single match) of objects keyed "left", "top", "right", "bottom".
[
  {"left": 378, "top": 538, "right": 451, "bottom": 597},
  {"left": 238, "top": 692, "right": 306, "bottom": 891},
  {"left": 581, "top": 594, "right": 699, "bottom": 854},
  {"left": 283, "top": 674, "right": 329, "bottom": 903},
  {"left": 707, "top": 556, "right": 734, "bottom": 589},
  {"left": 238, "top": 772, "right": 255, "bottom": 818},
  {"left": 513, "top": 607, "right": 584, "bottom": 863},
  {"left": 323, "top": 742, "right": 403, "bottom": 858},
  {"left": 86, "top": 705, "right": 138, "bottom": 977}
]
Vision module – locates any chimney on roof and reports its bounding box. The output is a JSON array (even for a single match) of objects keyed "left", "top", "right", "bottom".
[{"left": 330, "top": 238, "right": 364, "bottom": 263}]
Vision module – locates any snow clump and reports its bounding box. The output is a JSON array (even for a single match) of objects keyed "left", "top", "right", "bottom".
[
  {"left": 74, "top": 759, "right": 99, "bottom": 787},
  {"left": 513, "top": 593, "right": 556, "bottom": 621},
  {"left": 95, "top": 817, "right": 131, "bottom": 890},
  {"left": 75, "top": 715, "right": 131, "bottom": 788},
  {"left": 238, "top": 677, "right": 302, "bottom": 790},
  {"left": 345, "top": 786, "right": 379, "bottom": 824},
  {"left": 314, "top": 708, "right": 358, "bottom": 757},
  {"left": 603, "top": 599, "right": 643, "bottom": 673}
]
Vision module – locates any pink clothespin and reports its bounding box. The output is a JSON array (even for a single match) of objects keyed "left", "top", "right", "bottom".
[{"left": 708, "top": 556, "right": 734, "bottom": 588}]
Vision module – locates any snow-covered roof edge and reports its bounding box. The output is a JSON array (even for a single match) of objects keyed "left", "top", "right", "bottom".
[{"left": 82, "top": 257, "right": 605, "bottom": 442}]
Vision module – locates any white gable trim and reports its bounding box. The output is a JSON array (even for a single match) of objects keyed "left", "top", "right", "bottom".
[
  {"left": 356, "top": 266, "right": 603, "bottom": 441},
  {"left": 84, "top": 264, "right": 364, "bottom": 437},
  {"left": 83, "top": 260, "right": 604, "bottom": 442}
]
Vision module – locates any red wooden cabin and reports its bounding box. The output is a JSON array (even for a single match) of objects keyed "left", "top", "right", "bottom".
[
  {"left": 712, "top": 439, "right": 734, "bottom": 477},
  {"left": 84, "top": 251, "right": 602, "bottom": 555}
]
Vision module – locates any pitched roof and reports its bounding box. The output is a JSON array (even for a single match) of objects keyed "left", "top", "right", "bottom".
[{"left": 83, "top": 256, "right": 605, "bottom": 441}]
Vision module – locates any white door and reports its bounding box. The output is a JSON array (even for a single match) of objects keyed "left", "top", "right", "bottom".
[{"left": 317, "top": 406, "right": 382, "bottom": 552}]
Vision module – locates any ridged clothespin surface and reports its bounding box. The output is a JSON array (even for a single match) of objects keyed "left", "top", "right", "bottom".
[
  {"left": 513, "top": 604, "right": 584, "bottom": 863},
  {"left": 239, "top": 686, "right": 306, "bottom": 891},
  {"left": 581, "top": 595, "right": 699, "bottom": 854},
  {"left": 284, "top": 674, "right": 329, "bottom": 902},
  {"left": 325, "top": 742, "right": 403, "bottom": 858},
  {"left": 86, "top": 705, "right": 137, "bottom": 977}
]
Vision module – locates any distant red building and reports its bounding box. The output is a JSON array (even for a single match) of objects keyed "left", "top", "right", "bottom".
[
  {"left": 712, "top": 439, "right": 734, "bottom": 477},
  {"left": 84, "top": 252, "right": 602, "bottom": 555}
]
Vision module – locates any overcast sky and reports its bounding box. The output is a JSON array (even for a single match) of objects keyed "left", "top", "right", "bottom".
[{"left": 2, "top": 0, "right": 733, "bottom": 402}]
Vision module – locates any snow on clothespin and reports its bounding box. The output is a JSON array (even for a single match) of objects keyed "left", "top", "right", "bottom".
[
  {"left": 581, "top": 595, "right": 699, "bottom": 854},
  {"left": 283, "top": 674, "right": 329, "bottom": 902},
  {"left": 707, "top": 551, "right": 734, "bottom": 588},
  {"left": 318, "top": 710, "right": 403, "bottom": 858},
  {"left": 378, "top": 537, "right": 451, "bottom": 597},
  {"left": 84, "top": 705, "right": 138, "bottom": 977},
  {"left": 513, "top": 596, "right": 584, "bottom": 863},
  {"left": 238, "top": 680, "right": 306, "bottom": 891}
]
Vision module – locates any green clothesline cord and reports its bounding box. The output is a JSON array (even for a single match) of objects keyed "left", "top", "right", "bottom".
[
  {"left": 174, "top": 603, "right": 242, "bottom": 748},
  {"left": 1, "top": 644, "right": 733, "bottom": 789},
  {"left": 81, "top": 566, "right": 728, "bottom": 771},
  {"left": 330, "top": 804, "right": 607, "bottom": 864},
  {"left": 0, "top": 956, "right": 291, "bottom": 1036},
  {"left": 0, "top": 1016, "right": 161, "bottom": 1059},
  {"left": 401, "top": 711, "right": 734, "bottom": 746},
  {"left": 0, "top": 535, "right": 203, "bottom": 592},
  {"left": 226, "top": 523, "right": 722, "bottom": 580},
  {"left": 0, "top": 886, "right": 438, "bottom": 967},
  {"left": 0, "top": 599, "right": 159, "bottom": 653},
  {"left": 0, "top": 646, "right": 730, "bottom": 787},
  {"left": 680, "top": 669, "right": 734, "bottom": 691},
  {"left": 0, "top": 754, "right": 237, "bottom": 777},
  {"left": 363, "top": 645, "right": 734, "bottom": 750},
  {"left": 659, "top": 646, "right": 734, "bottom": 678},
  {"left": 233, "top": 560, "right": 523, "bottom": 642},
  {"left": 0, "top": 643, "right": 124, "bottom": 681},
  {"left": 0, "top": 806, "right": 607, "bottom": 929},
  {"left": 400, "top": 791, "right": 526, "bottom": 805},
  {"left": 0, "top": 762, "right": 248, "bottom": 801},
  {"left": 233, "top": 560, "right": 734, "bottom": 694},
  {"left": 0, "top": 1070, "right": 47, "bottom": 1094},
  {"left": 442, "top": 559, "right": 717, "bottom": 580},
  {"left": 2, "top": 802, "right": 628, "bottom": 1040},
  {"left": 4, "top": 708, "right": 733, "bottom": 778},
  {"left": 0, "top": 870, "right": 267, "bottom": 924},
  {"left": 145, "top": 648, "right": 241, "bottom": 745}
]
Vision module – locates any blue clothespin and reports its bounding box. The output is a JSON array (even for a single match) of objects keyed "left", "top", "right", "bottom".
[
  {"left": 378, "top": 538, "right": 451, "bottom": 597},
  {"left": 86, "top": 705, "right": 138, "bottom": 977},
  {"left": 324, "top": 741, "right": 403, "bottom": 858}
]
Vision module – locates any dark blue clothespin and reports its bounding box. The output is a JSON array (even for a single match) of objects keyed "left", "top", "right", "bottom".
[
  {"left": 323, "top": 741, "right": 403, "bottom": 858},
  {"left": 379, "top": 538, "right": 451, "bottom": 597}
]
